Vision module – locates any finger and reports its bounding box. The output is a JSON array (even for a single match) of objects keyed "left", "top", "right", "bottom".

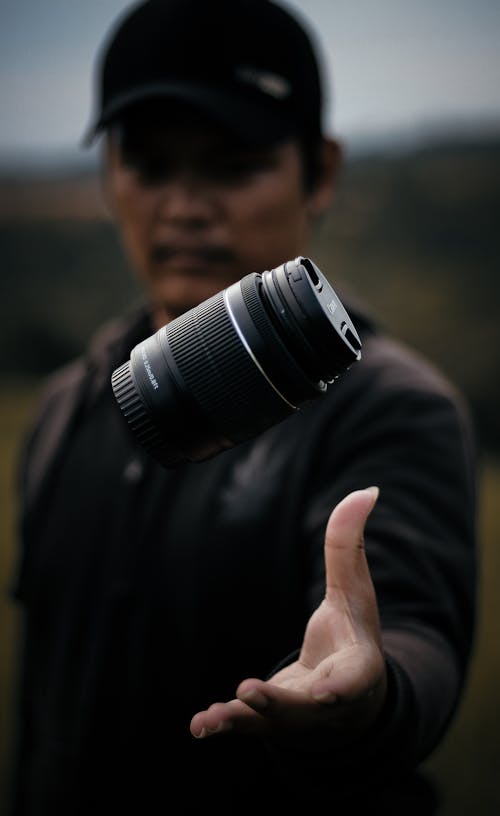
[
  {"left": 237, "top": 679, "right": 271, "bottom": 712},
  {"left": 190, "top": 698, "right": 265, "bottom": 739},
  {"left": 237, "top": 678, "right": 340, "bottom": 728},
  {"left": 324, "top": 486, "right": 379, "bottom": 605},
  {"left": 192, "top": 678, "right": 330, "bottom": 738},
  {"left": 237, "top": 670, "right": 386, "bottom": 736},
  {"left": 237, "top": 678, "right": 311, "bottom": 714}
]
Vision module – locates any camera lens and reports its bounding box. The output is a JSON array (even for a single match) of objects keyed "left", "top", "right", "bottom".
[{"left": 111, "top": 256, "right": 362, "bottom": 468}]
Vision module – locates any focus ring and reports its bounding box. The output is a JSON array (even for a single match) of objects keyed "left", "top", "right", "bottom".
[
  {"left": 240, "top": 273, "right": 280, "bottom": 351},
  {"left": 239, "top": 272, "right": 321, "bottom": 403}
]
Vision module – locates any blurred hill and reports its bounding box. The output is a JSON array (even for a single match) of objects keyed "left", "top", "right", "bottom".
[{"left": 0, "top": 132, "right": 499, "bottom": 452}]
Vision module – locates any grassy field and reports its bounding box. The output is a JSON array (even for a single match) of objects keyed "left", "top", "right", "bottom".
[
  {"left": 0, "top": 384, "right": 42, "bottom": 805},
  {"left": 0, "top": 383, "right": 499, "bottom": 812},
  {"left": 423, "top": 458, "right": 500, "bottom": 813}
]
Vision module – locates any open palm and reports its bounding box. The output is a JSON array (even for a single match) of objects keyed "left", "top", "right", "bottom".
[{"left": 190, "top": 487, "right": 387, "bottom": 744}]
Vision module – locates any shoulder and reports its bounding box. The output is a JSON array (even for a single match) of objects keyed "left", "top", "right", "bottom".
[
  {"left": 33, "top": 302, "right": 149, "bottom": 420},
  {"left": 298, "top": 318, "right": 477, "bottom": 480},
  {"left": 356, "top": 331, "right": 475, "bottom": 451},
  {"left": 338, "top": 296, "right": 459, "bottom": 400},
  {"left": 332, "top": 312, "right": 472, "bottom": 428},
  {"left": 360, "top": 330, "right": 461, "bottom": 401},
  {"left": 20, "top": 305, "right": 149, "bottom": 504},
  {"left": 34, "top": 357, "right": 87, "bottom": 417}
]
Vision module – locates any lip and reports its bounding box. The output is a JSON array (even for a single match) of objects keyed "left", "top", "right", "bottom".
[{"left": 151, "top": 243, "right": 234, "bottom": 271}]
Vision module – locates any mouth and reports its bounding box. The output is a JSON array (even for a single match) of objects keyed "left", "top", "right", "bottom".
[{"left": 151, "top": 244, "right": 235, "bottom": 272}]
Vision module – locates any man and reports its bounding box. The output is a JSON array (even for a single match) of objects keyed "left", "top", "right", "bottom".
[{"left": 9, "top": 1, "right": 477, "bottom": 814}]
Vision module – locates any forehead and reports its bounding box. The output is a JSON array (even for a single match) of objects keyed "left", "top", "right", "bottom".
[{"left": 108, "top": 99, "right": 294, "bottom": 156}]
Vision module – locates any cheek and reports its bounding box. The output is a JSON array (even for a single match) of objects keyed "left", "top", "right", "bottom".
[
  {"left": 108, "top": 180, "right": 154, "bottom": 269},
  {"left": 228, "top": 177, "right": 311, "bottom": 267}
]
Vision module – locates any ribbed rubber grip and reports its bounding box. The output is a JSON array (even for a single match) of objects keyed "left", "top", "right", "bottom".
[
  {"left": 111, "top": 360, "right": 164, "bottom": 452},
  {"left": 166, "top": 290, "right": 292, "bottom": 443}
]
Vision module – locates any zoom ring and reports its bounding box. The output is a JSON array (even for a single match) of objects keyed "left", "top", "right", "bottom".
[{"left": 166, "top": 290, "right": 293, "bottom": 443}]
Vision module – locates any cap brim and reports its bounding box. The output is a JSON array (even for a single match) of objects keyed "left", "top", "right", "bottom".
[{"left": 81, "top": 82, "right": 296, "bottom": 148}]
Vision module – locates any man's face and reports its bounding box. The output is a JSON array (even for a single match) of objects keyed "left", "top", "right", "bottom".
[{"left": 104, "top": 104, "right": 333, "bottom": 324}]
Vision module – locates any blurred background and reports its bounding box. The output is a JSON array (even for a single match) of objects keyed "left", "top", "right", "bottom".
[{"left": 0, "top": 1, "right": 499, "bottom": 812}]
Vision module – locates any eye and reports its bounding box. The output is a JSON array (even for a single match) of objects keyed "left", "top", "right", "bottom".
[
  {"left": 122, "top": 152, "right": 173, "bottom": 185},
  {"left": 210, "top": 152, "right": 278, "bottom": 183}
]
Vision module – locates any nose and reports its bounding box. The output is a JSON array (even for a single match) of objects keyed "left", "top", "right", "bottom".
[{"left": 155, "top": 173, "right": 221, "bottom": 230}]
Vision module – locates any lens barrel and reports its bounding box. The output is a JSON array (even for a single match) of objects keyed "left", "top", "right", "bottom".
[{"left": 111, "top": 257, "right": 361, "bottom": 468}]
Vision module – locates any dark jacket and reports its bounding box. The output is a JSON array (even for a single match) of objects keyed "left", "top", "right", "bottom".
[{"left": 9, "top": 300, "right": 477, "bottom": 815}]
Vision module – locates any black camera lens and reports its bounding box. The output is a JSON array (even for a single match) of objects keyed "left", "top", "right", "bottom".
[{"left": 111, "top": 256, "right": 361, "bottom": 468}]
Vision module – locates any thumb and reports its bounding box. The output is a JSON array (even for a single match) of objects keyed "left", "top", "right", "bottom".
[{"left": 324, "top": 487, "right": 379, "bottom": 605}]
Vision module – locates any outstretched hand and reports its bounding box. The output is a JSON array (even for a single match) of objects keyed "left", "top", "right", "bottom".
[{"left": 190, "top": 487, "right": 387, "bottom": 747}]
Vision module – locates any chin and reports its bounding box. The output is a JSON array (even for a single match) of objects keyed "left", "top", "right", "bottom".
[
  {"left": 153, "top": 282, "right": 223, "bottom": 316},
  {"left": 150, "top": 295, "right": 204, "bottom": 325}
]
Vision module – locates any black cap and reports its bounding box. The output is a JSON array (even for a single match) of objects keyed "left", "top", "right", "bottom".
[{"left": 83, "top": 0, "right": 325, "bottom": 147}]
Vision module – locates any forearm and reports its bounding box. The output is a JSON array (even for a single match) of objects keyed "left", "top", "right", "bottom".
[{"left": 381, "top": 626, "right": 461, "bottom": 763}]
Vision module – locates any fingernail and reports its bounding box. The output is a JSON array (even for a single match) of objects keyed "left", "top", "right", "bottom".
[
  {"left": 194, "top": 727, "right": 208, "bottom": 739},
  {"left": 365, "top": 486, "right": 380, "bottom": 504}
]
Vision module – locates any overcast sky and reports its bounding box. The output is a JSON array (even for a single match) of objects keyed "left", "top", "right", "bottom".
[{"left": 1, "top": 0, "right": 499, "bottom": 157}]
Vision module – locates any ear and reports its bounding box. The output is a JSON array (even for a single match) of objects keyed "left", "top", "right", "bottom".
[
  {"left": 99, "top": 134, "right": 117, "bottom": 218},
  {"left": 306, "top": 138, "right": 343, "bottom": 219}
]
